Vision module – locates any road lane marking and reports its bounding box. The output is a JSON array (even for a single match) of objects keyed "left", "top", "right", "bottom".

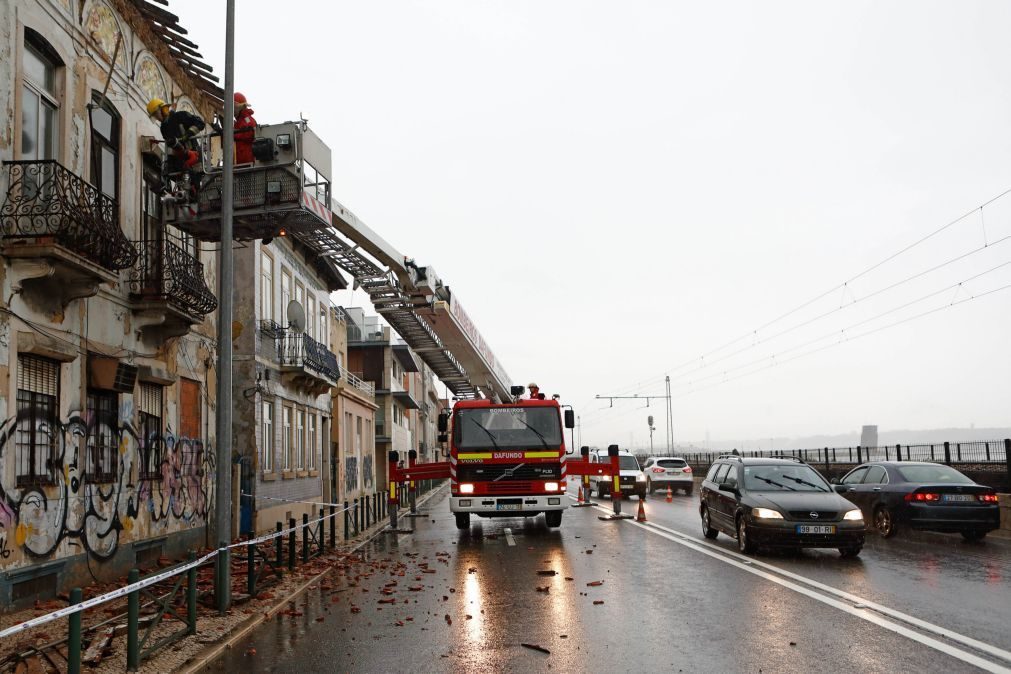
[
  {"left": 503, "top": 528, "right": 515, "bottom": 546},
  {"left": 568, "top": 495, "right": 1011, "bottom": 672}
]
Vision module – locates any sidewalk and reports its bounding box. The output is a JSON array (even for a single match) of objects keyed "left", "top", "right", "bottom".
[{"left": 0, "top": 486, "right": 443, "bottom": 674}]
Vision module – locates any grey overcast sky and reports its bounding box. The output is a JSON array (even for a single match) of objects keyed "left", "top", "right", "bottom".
[{"left": 173, "top": 0, "right": 1011, "bottom": 449}]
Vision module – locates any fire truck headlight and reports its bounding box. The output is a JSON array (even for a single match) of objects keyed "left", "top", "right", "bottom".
[
  {"left": 544, "top": 482, "right": 559, "bottom": 492},
  {"left": 459, "top": 500, "right": 472, "bottom": 507},
  {"left": 460, "top": 483, "right": 475, "bottom": 494},
  {"left": 548, "top": 498, "right": 561, "bottom": 505}
]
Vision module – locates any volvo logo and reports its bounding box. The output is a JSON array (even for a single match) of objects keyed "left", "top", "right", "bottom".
[{"left": 810, "top": 512, "right": 819, "bottom": 519}]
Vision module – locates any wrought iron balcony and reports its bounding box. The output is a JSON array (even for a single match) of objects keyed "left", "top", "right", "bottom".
[
  {"left": 130, "top": 238, "right": 218, "bottom": 321},
  {"left": 1, "top": 160, "right": 137, "bottom": 272},
  {"left": 264, "top": 328, "right": 339, "bottom": 394}
]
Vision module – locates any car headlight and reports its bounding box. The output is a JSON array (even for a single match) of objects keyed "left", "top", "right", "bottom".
[
  {"left": 843, "top": 509, "right": 864, "bottom": 521},
  {"left": 752, "top": 507, "right": 783, "bottom": 519},
  {"left": 636, "top": 474, "right": 646, "bottom": 482}
]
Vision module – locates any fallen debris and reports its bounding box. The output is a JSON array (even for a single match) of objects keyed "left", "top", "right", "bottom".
[{"left": 521, "top": 643, "right": 551, "bottom": 655}]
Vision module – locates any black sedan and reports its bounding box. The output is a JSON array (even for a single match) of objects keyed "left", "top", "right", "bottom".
[{"left": 835, "top": 462, "right": 1001, "bottom": 541}]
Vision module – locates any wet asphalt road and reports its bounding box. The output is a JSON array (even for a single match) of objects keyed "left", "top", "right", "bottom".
[{"left": 206, "top": 486, "right": 1011, "bottom": 673}]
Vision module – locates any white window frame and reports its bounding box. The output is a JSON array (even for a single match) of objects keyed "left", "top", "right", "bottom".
[
  {"left": 20, "top": 39, "right": 59, "bottom": 161},
  {"left": 307, "top": 413, "right": 317, "bottom": 470},
  {"left": 282, "top": 405, "right": 293, "bottom": 470},
  {"left": 261, "top": 400, "right": 274, "bottom": 472},
  {"left": 260, "top": 250, "right": 274, "bottom": 321},
  {"left": 296, "top": 408, "right": 305, "bottom": 469}
]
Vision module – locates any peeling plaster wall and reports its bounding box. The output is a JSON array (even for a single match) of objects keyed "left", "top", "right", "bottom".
[{"left": 0, "top": 0, "right": 221, "bottom": 605}]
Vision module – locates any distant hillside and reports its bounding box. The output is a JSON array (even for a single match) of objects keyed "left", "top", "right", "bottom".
[{"left": 670, "top": 427, "right": 1011, "bottom": 454}]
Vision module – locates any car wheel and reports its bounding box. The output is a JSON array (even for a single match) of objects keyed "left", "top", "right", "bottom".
[
  {"left": 455, "top": 513, "right": 470, "bottom": 530},
  {"left": 701, "top": 506, "right": 719, "bottom": 539},
  {"left": 646, "top": 478, "right": 653, "bottom": 494},
  {"left": 737, "top": 516, "right": 757, "bottom": 554},
  {"left": 874, "top": 506, "right": 897, "bottom": 538},
  {"left": 961, "top": 529, "right": 987, "bottom": 542},
  {"left": 545, "top": 511, "right": 562, "bottom": 528},
  {"left": 839, "top": 546, "right": 862, "bottom": 558}
]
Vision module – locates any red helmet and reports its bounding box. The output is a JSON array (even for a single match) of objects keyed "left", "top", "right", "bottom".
[{"left": 234, "top": 92, "right": 248, "bottom": 108}]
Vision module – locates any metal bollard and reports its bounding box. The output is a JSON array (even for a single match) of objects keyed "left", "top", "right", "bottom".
[
  {"left": 68, "top": 587, "right": 82, "bottom": 674},
  {"left": 344, "top": 500, "right": 350, "bottom": 540},
  {"left": 354, "top": 497, "right": 361, "bottom": 534},
  {"left": 318, "top": 509, "right": 325, "bottom": 556},
  {"left": 302, "top": 513, "right": 309, "bottom": 563},
  {"left": 944, "top": 441, "right": 951, "bottom": 465},
  {"left": 409, "top": 449, "right": 418, "bottom": 514},
  {"left": 276, "top": 522, "right": 284, "bottom": 571},
  {"left": 365, "top": 495, "right": 371, "bottom": 529},
  {"left": 330, "top": 505, "right": 336, "bottom": 549},
  {"left": 127, "top": 569, "right": 140, "bottom": 671},
  {"left": 373, "top": 491, "right": 379, "bottom": 522},
  {"left": 187, "top": 552, "right": 198, "bottom": 635},
  {"left": 246, "top": 534, "right": 255, "bottom": 595},
  {"left": 288, "top": 518, "right": 296, "bottom": 570},
  {"left": 389, "top": 451, "right": 400, "bottom": 531}
]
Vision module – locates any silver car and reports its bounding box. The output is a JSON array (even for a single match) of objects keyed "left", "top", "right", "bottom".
[{"left": 642, "top": 456, "right": 694, "bottom": 495}]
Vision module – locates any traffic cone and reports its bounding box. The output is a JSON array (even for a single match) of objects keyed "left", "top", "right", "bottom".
[
  {"left": 576, "top": 485, "right": 584, "bottom": 505},
  {"left": 666, "top": 485, "right": 673, "bottom": 503},
  {"left": 636, "top": 497, "right": 647, "bottom": 522}
]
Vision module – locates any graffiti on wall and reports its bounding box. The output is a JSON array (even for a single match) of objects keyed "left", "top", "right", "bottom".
[
  {"left": 362, "top": 453, "right": 374, "bottom": 489},
  {"left": 344, "top": 456, "right": 357, "bottom": 494},
  {"left": 0, "top": 403, "right": 214, "bottom": 566}
]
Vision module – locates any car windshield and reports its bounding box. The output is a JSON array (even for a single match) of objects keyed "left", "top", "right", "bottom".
[
  {"left": 743, "top": 465, "right": 830, "bottom": 492},
  {"left": 454, "top": 407, "right": 562, "bottom": 450},
  {"left": 619, "top": 456, "right": 640, "bottom": 470},
  {"left": 895, "top": 465, "right": 974, "bottom": 484},
  {"left": 658, "top": 459, "right": 687, "bottom": 468}
]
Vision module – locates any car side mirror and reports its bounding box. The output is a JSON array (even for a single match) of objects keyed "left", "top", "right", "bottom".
[
  {"left": 564, "top": 409, "right": 575, "bottom": 429},
  {"left": 829, "top": 476, "right": 839, "bottom": 484},
  {"left": 718, "top": 483, "right": 737, "bottom": 494},
  {"left": 833, "top": 484, "right": 849, "bottom": 494}
]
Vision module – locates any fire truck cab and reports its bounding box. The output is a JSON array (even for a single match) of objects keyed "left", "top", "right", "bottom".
[{"left": 446, "top": 397, "right": 575, "bottom": 530}]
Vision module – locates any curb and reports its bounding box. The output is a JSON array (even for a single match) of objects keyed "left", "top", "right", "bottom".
[{"left": 178, "top": 484, "right": 446, "bottom": 674}]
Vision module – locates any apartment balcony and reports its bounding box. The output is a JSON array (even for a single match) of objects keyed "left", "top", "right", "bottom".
[
  {"left": 376, "top": 373, "right": 420, "bottom": 410},
  {"left": 129, "top": 238, "right": 217, "bottom": 339},
  {"left": 260, "top": 324, "right": 339, "bottom": 394},
  {"left": 1, "top": 160, "right": 137, "bottom": 312},
  {"left": 338, "top": 365, "right": 375, "bottom": 399}
]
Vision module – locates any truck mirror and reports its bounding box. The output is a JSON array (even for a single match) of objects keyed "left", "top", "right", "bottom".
[
  {"left": 510, "top": 385, "right": 525, "bottom": 396},
  {"left": 564, "top": 409, "right": 575, "bottom": 429},
  {"left": 437, "top": 412, "right": 449, "bottom": 433}
]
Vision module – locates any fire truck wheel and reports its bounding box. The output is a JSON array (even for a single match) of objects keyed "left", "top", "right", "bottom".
[
  {"left": 545, "top": 511, "right": 563, "bottom": 528},
  {"left": 455, "top": 513, "right": 470, "bottom": 530}
]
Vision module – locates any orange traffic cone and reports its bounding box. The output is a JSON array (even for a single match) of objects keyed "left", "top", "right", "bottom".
[
  {"left": 636, "top": 497, "right": 647, "bottom": 522},
  {"left": 576, "top": 485, "right": 584, "bottom": 505},
  {"left": 666, "top": 485, "right": 673, "bottom": 503}
]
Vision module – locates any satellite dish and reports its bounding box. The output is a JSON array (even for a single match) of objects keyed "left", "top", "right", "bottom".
[{"left": 287, "top": 300, "right": 306, "bottom": 333}]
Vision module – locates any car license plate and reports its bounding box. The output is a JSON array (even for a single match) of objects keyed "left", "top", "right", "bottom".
[
  {"left": 668, "top": 470, "right": 681, "bottom": 475},
  {"left": 942, "top": 494, "right": 975, "bottom": 502},
  {"left": 497, "top": 503, "right": 521, "bottom": 511},
  {"left": 796, "top": 525, "right": 836, "bottom": 534}
]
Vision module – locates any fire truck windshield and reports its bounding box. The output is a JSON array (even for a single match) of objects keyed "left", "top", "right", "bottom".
[{"left": 454, "top": 407, "right": 563, "bottom": 450}]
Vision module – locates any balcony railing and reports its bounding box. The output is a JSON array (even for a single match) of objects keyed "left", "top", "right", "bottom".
[
  {"left": 1, "top": 160, "right": 137, "bottom": 271},
  {"left": 338, "top": 365, "right": 375, "bottom": 397},
  {"left": 277, "top": 331, "right": 340, "bottom": 383},
  {"left": 346, "top": 322, "right": 386, "bottom": 343},
  {"left": 130, "top": 239, "right": 217, "bottom": 317}
]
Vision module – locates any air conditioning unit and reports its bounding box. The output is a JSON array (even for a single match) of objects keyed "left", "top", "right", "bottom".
[{"left": 88, "top": 356, "right": 139, "bottom": 393}]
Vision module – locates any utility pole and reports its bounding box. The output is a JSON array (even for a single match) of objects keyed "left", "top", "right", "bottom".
[
  {"left": 665, "top": 375, "right": 673, "bottom": 452},
  {"left": 214, "top": 0, "right": 236, "bottom": 615}
]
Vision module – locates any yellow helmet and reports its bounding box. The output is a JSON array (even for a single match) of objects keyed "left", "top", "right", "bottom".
[{"left": 146, "top": 98, "right": 167, "bottom": 116}]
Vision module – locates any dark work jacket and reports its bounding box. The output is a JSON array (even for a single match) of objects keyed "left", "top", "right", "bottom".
[{"left": 160, "top": 111, "right": 205, "bottom": 149}]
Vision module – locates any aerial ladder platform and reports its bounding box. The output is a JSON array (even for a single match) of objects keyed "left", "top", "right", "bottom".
[{"left": 163, "top": 119, "right": 511, "bottom": 401}]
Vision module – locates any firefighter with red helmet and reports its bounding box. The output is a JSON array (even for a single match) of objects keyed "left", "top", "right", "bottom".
[{"left": 233, "top": 92, "right": 257, "bottom": 164}]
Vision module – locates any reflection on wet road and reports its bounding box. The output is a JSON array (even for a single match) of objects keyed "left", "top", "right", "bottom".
[{"left": 206, "top": 486, "right": 1011, "bottom": 673}]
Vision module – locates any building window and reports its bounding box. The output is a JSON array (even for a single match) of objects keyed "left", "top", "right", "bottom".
[
  {"left": 365, "top": 419, "right": 372, "bottom": 453},
  {"left": 280, "top": 268, "right": 292, "bottom": 322},
  {"left": 261, "top": 400, "right": 274, "bottom": 473},
  {"left": 296, "top": 409, "right": 305, "bottom": 469},
  {"left": 282, "top": 405, "right": 293, "bottom": 470},
  {"left": 355, "top": 416, "right": 363, "bottom": 454},
  {"left": 16, "top": 354, "right": 59, "bottom": 486},
  {"left": 260, "top": 251, "right": 274, "bottom": 321},
  {"left": 89, "top": 91, "right": 119, "bottom": 199},
  {"left": 86, "top": 389, "right": 118, "bottom": 481},
  {"left": 138, "top": 383, "right": 163, "bottom": 479},
  {"left": 307, "top": 414, "right": 317, "bottom": 470},
  {"left": 141, "top": 163, "right": 162, "bottom": 242},
  {"left": 307, "top": 295, "right": 316, "bottom": 342},
  {"left": 20, "top": 32, "right": 60, "bottom": 161},
  {"left": 319, "top": 303, "right": 328, "bottom": 346}
]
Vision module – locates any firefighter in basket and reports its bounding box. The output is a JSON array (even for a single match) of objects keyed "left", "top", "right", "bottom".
[
  {"left": 232, "top": 92, "right": 257, "bottom": 165},
  {"left": 147, "top": 98, "right": 206, "bottom": 198}
]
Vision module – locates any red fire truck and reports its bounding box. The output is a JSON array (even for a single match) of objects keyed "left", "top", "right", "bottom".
[{"left": 441, "top": 394, "right": 575, "bottom": 529}]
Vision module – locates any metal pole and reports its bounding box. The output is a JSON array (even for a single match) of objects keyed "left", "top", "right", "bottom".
[
  {"left": 214, "top": 0, "right": 236, "bottom": 616},
  {"left": 665, "top": 375, "right": 673, "bottom": 452},
  {"left": 127, "top": 569, "right": 139, "bottom": 671},
  {"left": 68, "top": 587, "right": 82, "bottom": 674}
]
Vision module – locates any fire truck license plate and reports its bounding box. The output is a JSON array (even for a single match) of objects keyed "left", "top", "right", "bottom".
[{"left": 497, "top": 504, "right": 522, "bottom": 511}]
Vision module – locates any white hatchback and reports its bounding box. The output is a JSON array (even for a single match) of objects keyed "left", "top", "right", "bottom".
[{"left": 642, "top": 457, "right": 694, "bottom": 496}]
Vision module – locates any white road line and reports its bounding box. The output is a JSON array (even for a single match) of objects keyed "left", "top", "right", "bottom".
[
  {"left": 503, "top": 527, "right": 516, "bottom": 546},
  {"left": 568, "top": 496, "right": 1011, "bottom": 673}
]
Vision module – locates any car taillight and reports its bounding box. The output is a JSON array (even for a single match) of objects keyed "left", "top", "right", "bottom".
[
  {"left": 904, "top": 492, "right": 940, "bottom": 502},
  {"left": 978, "top": 493, "right": 998, "bottom": 503},
  {"left": 651, "top": 467, "right": 665, "bottom": 473},
  {"left": 683, "top": 467, "right": 692, "bottom": 473}
]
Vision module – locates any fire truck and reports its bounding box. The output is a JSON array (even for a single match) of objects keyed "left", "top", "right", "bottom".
[{"left": 441, "top": 393, "right": 575, "bottom": 529}]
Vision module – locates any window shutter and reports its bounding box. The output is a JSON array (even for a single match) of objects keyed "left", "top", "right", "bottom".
[
  {"left": 18, "top": 355, "right": 58, "bottom": 395},
  {"left": 138, "top": 383, "right": 162, "bottom": 415}
]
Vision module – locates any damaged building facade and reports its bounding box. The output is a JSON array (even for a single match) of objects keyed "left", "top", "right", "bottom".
[{"left": 0, "top": 0, "right": 221, "bottom": 605}]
